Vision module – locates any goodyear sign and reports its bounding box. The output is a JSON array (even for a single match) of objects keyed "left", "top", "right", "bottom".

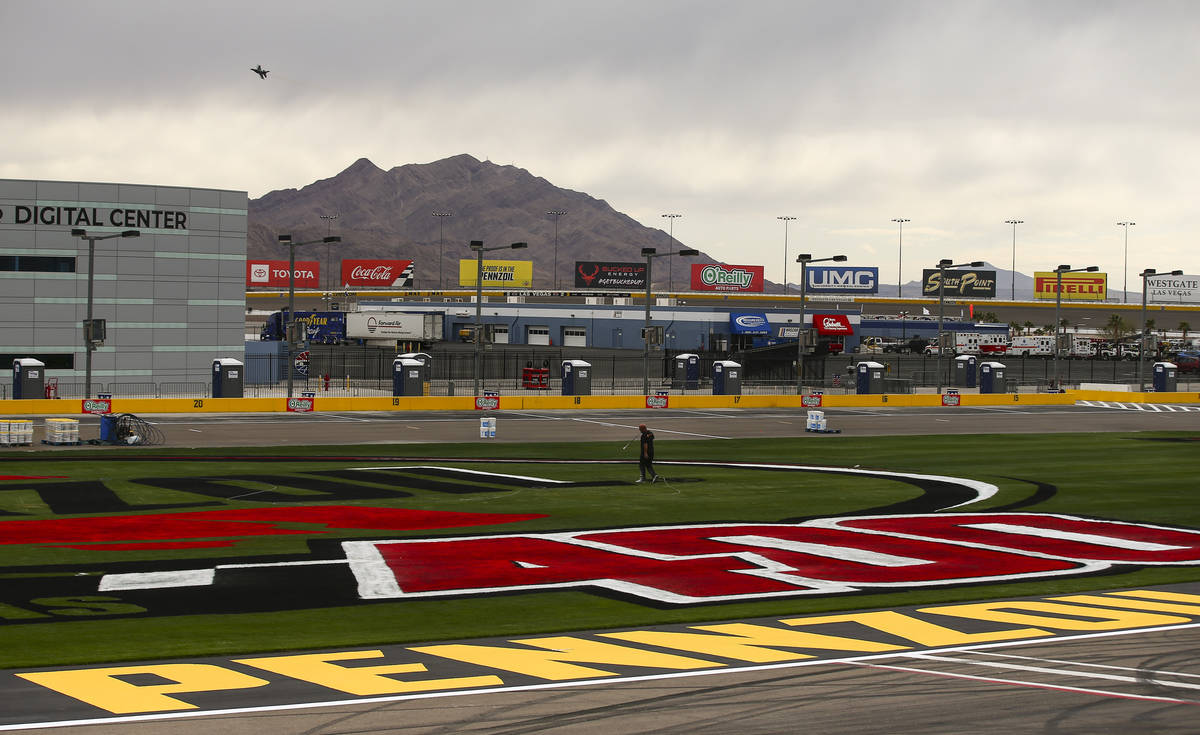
[
  {"left": 1033, "top": 271, "right": 1108, "bottom": 301},
  {"left": 459, "top": 260, "right": 533, "bottom": 288}
]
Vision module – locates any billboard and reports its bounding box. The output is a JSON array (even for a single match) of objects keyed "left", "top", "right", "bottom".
[
  {"left": 690, "top": 263, "right": 765, "bottom": 292},
  {"left": 246, "top": 260, "right": 320, "bottom": 288},
  {"left": 341, "top": 259, "right": 414, "bottom": 288},
  {"left": 574, "top": 261, "right": 647, "bottom": 289},
  {"left": 1033, "top": 271, "right": 1108, "bottom": 301},
  {"left": 1147, "top": 274, "right": 1200, "bottom": 304},
  {"left": 921, "top": 269, "right": 997, "bottom": 298},
  {"left": 812, "top": 314, "right": 854, "bottom": 335},
  {"left": 805, "top": 266, "right": 879, "bottom": 294},
  {"left": 458, "top": 260, "right": 533, "bottom": 288}
]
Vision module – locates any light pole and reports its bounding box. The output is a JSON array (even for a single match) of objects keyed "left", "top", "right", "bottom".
[
  {"left": 71, "top": 228, "right": 140, "bottom": 398},
  {"left": 432, "top": 212, "right": 451, "bottom": 290},
  {"left": 1004, "top": 219, "right": 1023, "bottom": 300},
  {"left": 547, "top": 210, "right": 566, "bottom": 290},
  {"left": 1139, "top": 267, "right": 1184, "bottom": 391},
  {"left": 1117, "top": 221, "right": 1135, "bottom": 303},
  {"left": 471, "top": 240, "right": 528, "bottom": 396},
  {"left": 278, "top": 234, "right": 341, "bottom": 398},
  {"left": 934, "top": 258, "right": 986, "bottom": 394},
  {"left": 662, "top": 213, "right": 682, "bottom": 292},
  {"left": 892, "top": 219, "right": 910, "bottom": 297},
  {"left": 642, "top": 245, "right": 699, "bottom": 394},
  {"left": 1051, "top": 264, "right": 1099, "bottom": 390},
  {"left": 778, "top": 216, "right": 796, "bottom": 294},
  {"left": 796, "top": 253, "right": 848, "bottom": 394},
  {"left": 319, "top": 213, "right": 339, "bottom": 290}
]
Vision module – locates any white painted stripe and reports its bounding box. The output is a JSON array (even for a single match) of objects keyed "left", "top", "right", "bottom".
[
  {"left": 347, "top": 465, "right": 568, "bottom": 484},
  {"left": 847, "top": 661, "right": 1197, "bottom": 705},
  {"left": 969, "top": 651, "right": 1200, "bottom": 679},
  {"left": 98, "top": 569, "right": 214, "bottom": 591},
  {"left": 342, "top": 541, "right": 402, "bottom": 598},
  {"left": 964, "top": 523, "right": 1188, "bottom": 551},
  {"left": 908, "top": 652, "right": 1200, "bottom": 691},
  {"left": 711, "top": 535, "right": 932, "bottom": 567}
]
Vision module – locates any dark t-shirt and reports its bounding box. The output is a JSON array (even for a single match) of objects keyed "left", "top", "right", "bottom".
[{"left": 640, "top": 430, "right": 655, "bottom": 460}]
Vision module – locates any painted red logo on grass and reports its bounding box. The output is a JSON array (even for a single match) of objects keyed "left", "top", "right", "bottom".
[{"left": 342, "top": 513, "right": 1200, "bottom": 604}]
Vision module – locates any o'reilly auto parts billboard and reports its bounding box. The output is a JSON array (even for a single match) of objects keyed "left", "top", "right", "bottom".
[
  {"left": 574, "top": 261, "right": 647, "bottom": 289},
  {"left": 921, "top": 269, "right": 997, "bottom": 298},
  {"left": 341, "top": 259, "right": 414, "bottom": 288},
  {"left": 805, "top": 266, "right": 879, "bottom": 294},
  {"left": 246, "top": 260, "right": 320, "bottom": 288},
  {"left": 1033, "top": 271, "right": 1108, "bottom": 301},
  {"left": 1147, "top": 273, "right": 1200, "bottom": 304},
  {"left": 691, "top": 263, "right": 765, "bottom": 292}
]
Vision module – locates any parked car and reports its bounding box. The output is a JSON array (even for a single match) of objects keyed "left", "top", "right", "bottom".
[{"left": 1175, "top": 352, "right": 1200, "bottom": 374}]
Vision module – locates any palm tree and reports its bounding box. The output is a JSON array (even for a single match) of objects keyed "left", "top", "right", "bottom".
[
  {"left": 1023, "top": 320, "right": 1035, "bottom": 335},
  {"left": 1180, "top": 321, "right": 1191, "bottom": 344},
  {"left": 1105, "top": 314, "right": 1131, "bottom": 343},
  {"left": 1008, "top": 321, "right": 1021, "bottom": 337}
]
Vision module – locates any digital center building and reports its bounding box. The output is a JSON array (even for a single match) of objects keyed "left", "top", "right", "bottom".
[{"left": 0, "top": 178, "right": 248, "bottom": 395}]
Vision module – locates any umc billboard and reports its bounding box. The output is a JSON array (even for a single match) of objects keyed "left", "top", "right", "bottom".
[{"left": 805, "top": 266, "right": 879, "bottom": 294}]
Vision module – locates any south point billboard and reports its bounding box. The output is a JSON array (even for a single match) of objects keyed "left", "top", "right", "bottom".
[
  {"left": 458, "top": 260, "right": 533, "bottom": 288},
  {"left": 921, "top": 269, "right": 997, "bottom": 298}
]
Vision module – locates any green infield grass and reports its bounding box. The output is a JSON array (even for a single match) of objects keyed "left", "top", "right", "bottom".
[{"left": 0, "top": 430, "right": 1196, "bottom": 668}]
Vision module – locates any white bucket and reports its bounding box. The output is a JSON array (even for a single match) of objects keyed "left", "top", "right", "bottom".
[{"left": 479, "top": 416, "right": 497, "bottom": 438}]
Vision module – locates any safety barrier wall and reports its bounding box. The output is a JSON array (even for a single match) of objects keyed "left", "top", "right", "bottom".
[{"left": 1, "top": 390, "right": 1199, "bottom": 415}]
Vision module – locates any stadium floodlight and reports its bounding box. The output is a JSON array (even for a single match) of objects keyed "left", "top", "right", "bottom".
[
  {"left": 934, "top": 259, "right": 985, "bottom": 394},
  {"left": 795, "top": 253, "right": 848, "bottom": 395},
  {"left": 279, "top": 234, "right": 341, "bottom": 398},
  {"left": 71, "top": 228, "right": 141, "bottom": 399},
  {"left": 471, "top": 241, "right": 528, "bottom": 396},
  {"left": 642, "top": 246, "right": 699, "bottom": 394}
]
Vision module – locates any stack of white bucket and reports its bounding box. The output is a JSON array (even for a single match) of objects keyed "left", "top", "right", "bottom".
[
  {"left": 0, "top": 419, "right": 34, "bottom": 446},
  {"left": 806, "top": 410, "right": 827, "bottom": 432},
  {"left": 44, "top": 418, "right": 80, "bottom": 444},
  {"left": 479, "top": 416, "right": 497, "bottom": 439}
]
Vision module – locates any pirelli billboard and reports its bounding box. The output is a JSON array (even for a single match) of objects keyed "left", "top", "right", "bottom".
[
  {"left": 1033, "top": 271, "right": 1108, "bottom": 301},
  {"left": 458, "top": 260, "right": 533, "bottom": 288}
]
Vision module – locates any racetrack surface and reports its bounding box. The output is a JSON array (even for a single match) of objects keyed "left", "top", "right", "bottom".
[{"left": 4, "top": 404, "right": 1199, "bottom": 733}]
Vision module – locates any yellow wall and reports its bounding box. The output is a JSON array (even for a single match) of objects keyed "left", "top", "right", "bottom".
[{"left": 2, "top": 390, "right": 1197, "bottom": 415}]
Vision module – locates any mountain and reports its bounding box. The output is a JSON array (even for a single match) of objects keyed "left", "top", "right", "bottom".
[{"left": 247, "top": 155, "right": 722, "bottom": 290}]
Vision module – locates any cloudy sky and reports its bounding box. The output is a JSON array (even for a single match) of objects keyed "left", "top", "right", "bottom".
[{"left": 2, "top": 0, "right": 1196, "bottom": 291}]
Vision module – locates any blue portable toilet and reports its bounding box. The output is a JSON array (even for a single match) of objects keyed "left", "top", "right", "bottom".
[
  {"left": 979, "top": 361, "right": 1007, "bottom": 394},
  {"left": 953, "top": 355, "right": 978, "bottom": 388},
  {"left": 712, "top": 360, "right": 742, "bottom": 395},
  {"left": 672, "top": 353, "right": 700, "bottom": 389},
  {"left": 211, "top": 358, "right": 244, "bottom": 398},
  {"left": 392, "top": 357, "right": 427, "bottom": 397},
  {"left": 561, "top": 359, "right": 592, "bottom": 396},
  {"left": 1153, "top": 362, "right": 1177, "bottom": 392},
  {"left": 856, "top": 361, "right": 885, "bottom": 394},
  {"left": 12, "top": 358, "right": 45, "bottom": 400}
]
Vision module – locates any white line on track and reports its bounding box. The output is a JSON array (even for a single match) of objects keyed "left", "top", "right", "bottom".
[
  {"left": 967, "top": 650, "right": 1200, "bottom": 680},
  {"left": 505, "top": 411, "right": 733, "bottom": 439},
  {"left": 904, "top": 652, "right": 1200, "bottom": 692}
]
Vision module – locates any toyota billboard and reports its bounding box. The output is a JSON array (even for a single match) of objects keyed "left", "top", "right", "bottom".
[
  {"left": 574, "top": 261, "right": 647, "bottom": 289},
  {"left": 921, "top": 269, "right": 998, "bottom": 298},
  {"left": 805, "top": 266, "right": 879, "bottom": 294},
  {"left": 341, "top": 259, "right": 414, "bottom": 288},
  {"left": 691, "top": 263, "right": 765, "bottom": 292},
  {"left": 246, "top": 260, "right": 320, "bottom": 288}
]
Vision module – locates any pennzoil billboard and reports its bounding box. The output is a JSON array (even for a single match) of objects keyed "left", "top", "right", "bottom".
[
  {"left": 1033, "top": 271, "right": 1108, "bottom": 301},
  {"left": 458, "top": 260, "right": 533, "bottom": 288}
]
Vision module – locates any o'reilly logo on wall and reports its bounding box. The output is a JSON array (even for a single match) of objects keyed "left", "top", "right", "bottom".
[
  {"left": 805, "top": 266, "right": 879, "bottom": 294},
  {"left": 0, "top": 203, "right": 188, "bottom": 230},
  {"left": 921, "top": 269, "right": 998, "bottom": 298}
]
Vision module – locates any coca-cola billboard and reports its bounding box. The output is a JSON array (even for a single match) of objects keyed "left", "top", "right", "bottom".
[
  {"left": 340, "top": 259, "right": 414, "bottom": 288},
  {"left": 246, "top": 260, "right": 320, "bottom": 289}
]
